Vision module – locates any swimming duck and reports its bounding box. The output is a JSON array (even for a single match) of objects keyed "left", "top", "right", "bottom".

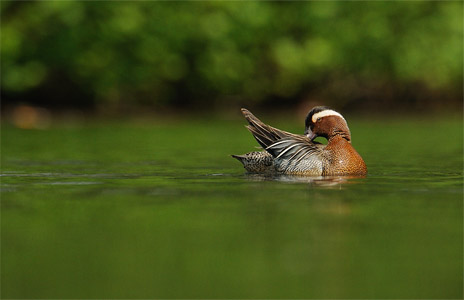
[{"left": 232, "top": 107, "right": 367, "bottom": 176}]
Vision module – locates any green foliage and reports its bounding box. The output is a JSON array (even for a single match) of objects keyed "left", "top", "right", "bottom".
[{"left": 1, "top": 1, "right": 462, "bottom": 108}]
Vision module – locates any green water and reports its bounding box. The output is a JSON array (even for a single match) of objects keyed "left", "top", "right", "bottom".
[{"left": 1, "top": 115, "right": 463, "bottom": 299}]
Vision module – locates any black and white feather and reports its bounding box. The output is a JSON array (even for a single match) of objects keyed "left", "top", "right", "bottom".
[{"left": 241, "top": 108, "right": 325, "bottom": 174}]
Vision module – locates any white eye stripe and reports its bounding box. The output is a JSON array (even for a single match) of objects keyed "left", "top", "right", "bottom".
[{"left": 311, "top": 110, "right": 345, "bottom": 123}]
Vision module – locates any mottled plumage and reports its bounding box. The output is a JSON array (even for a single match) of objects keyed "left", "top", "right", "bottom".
[
  {"left": 232, "top": 107, "right": 367, "bottom": 176},
  {"left": 231, "top": 151, "right": 274, "bottom": 173}
]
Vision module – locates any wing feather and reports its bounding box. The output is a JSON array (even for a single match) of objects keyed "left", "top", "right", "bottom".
[{"left": 241, "top": 108, "right": 322, "bottom": 161}]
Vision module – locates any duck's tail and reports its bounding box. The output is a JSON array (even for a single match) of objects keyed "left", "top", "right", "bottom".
[
  {"left": 231, "top": 154, "right": 245, "bottom": 162},
  {"left": 230, "top": 151, "right": 274, "bottom": 173}
]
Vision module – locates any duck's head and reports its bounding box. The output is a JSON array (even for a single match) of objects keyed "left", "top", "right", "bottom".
[{"left": 304, "top": 106, "right": 351, "bottom": 142}]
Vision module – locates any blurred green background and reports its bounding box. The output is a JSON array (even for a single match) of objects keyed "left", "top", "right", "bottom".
[
  {"left": 1, "top": 1, "right": 462, "bottom": 114},
  {"left": 2, "top": 2, "right": 463, "bottom": 298}
]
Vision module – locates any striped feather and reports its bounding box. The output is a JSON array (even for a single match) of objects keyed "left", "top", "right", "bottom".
[{"left": 241, "top": 108, "right": 322, "bottom": 162}]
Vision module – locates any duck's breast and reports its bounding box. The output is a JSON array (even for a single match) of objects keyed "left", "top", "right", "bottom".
[{"left": 323, "top": 138, "right": 367, "bottom": 175}]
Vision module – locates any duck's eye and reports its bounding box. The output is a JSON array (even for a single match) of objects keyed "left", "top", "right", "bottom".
[{"left": 316, "top": 118, "right": 321, "bottom": 122}]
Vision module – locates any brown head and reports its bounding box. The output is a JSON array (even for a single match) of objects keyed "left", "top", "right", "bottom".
[{"left": 304, "top": 106, "right": 351, "bottom": 142}]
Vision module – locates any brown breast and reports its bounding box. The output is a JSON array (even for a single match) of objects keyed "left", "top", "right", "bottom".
[{"left": 323, "top": 136, "right": 367, "bottom": 175}]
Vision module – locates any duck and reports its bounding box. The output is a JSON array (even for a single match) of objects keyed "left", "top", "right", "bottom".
[{"left": 232, "top": 107, "right": 367, "bottom": 176}]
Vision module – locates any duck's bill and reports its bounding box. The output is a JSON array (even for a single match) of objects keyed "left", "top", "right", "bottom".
[{"left": 304, "top": 129, "right": 317, "bottom": 141}]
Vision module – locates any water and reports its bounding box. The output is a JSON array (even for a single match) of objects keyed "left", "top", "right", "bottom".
[{"left": 1, "top": 115, "right": 463, "bottom": 298}]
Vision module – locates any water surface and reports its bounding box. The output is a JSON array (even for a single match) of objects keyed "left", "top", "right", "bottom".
[{"left": 1, "top": 115, "right": 463, "bottom": 298}]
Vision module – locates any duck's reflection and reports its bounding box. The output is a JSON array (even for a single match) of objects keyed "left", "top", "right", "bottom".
[{"left": 244, "top": 173, "right": 366, "bottom": 186}]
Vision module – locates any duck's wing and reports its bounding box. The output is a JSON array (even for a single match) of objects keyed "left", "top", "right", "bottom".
[{"left": 241, "top": 108, "right": 322, "bottom": 163}]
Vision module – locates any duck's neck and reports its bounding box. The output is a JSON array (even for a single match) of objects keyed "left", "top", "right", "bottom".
[{"left": 328, "top": 133, "right": 351, "bottom": 144}]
